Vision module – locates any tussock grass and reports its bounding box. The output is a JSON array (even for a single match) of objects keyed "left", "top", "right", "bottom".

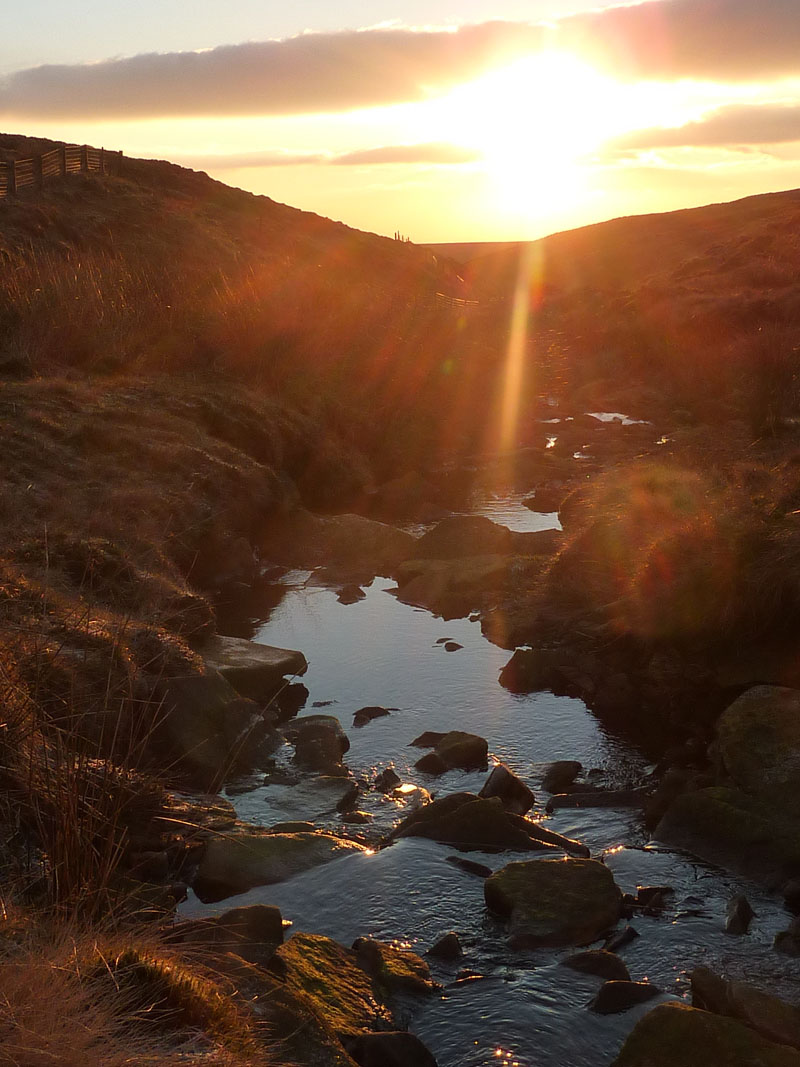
[{"left": 0, "top": 907, "right": 265, "bottom": 1066}]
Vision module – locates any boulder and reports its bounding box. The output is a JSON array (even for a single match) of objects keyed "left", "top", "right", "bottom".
[
  {"left": 353, "top": 706, "right": 393, "bottom": 728},
  {"left": 263, "top": 509, "right": 416, "bottom": 581},
  {"left": 276, "top": 933, "right": 393, "bottom": 1037},
  {"left": 155, "top": 668, "right": 267, "bottom": 790},
  {"left": 691, "top": 966, "right": 800, "bottom": 1050},
  {"left": 415, "top": 752, "right": 450, "bottom": 775},
  {"left": 561, "top": 950, "right": 631, "bottom": 982},
  {"left": 612, "top": 1002, "right": 800, "bottom": 1067},
  {"left": 725, "top": 894, "right": 755, "bottom": 935},
  {"left": 541, "top": 760, "right": 583, "bottom": 794},
  {"left": 775, "top": 917, "right": 800, "bottom": 956},
  {"left": 412, "top": 514, "right": 560, "bottom": 560},
  {"left": 374, "top": 767, "right": 402, "bottom": 793},
  {"left": 284, "top": 714, "right": 350, "bottom": 772},
  {"left": 435, "top": 731, "right": 489, "bottom": 770},
  {"left": 171, "top": 904, "right": 284, "bottom": 966},
  {"left": 274, "top": 933, "right": 434, "bottom": 1044},
  {"left": 716, "top": 686, "right": 800, "bottom": 816},
  {"left": 395, "top": 793, "right": 588, "bottom": 855},
  {"left": 365, "top": 470, "right": 446, "bottom": 523},
  {"left": 484, "top": 858, "right": 622, "bottom": 948},
  {"left": 654, "top": 786, "right": 800, "bottom": 887},
  {"left": 498, "top": 648, "right": 567, "bottom": 694},
  {"left": 524, "top": 486, "right": 568, "bottom": 513},
  {"left": 412, "top": 515, "right": 516, "bottom": 558},
  {"left": 590, "top": 980, "right": 661, "bottom": 1014},
  {"left": 194, "top": 832, "right": 367, "bottom": 902},
  {"left": 394, "top": 555, "right": 519, "bottom": 619},
  {"left": 343, "top": 1032, "right": 439, "bottom": 1067},
  {"left": 393, "top": 794, "right": 553, "bottom": 851},
  {"left": 428, "top": 932, "right": 462, "bottom": 961},
  {"left": 478, "top": 763, "right": 535, "bottom": 815},
  {"left": 337, "top": 584, "right": 366, "bottom": 605},
  {"left": 410, "top": 731, "right": 447, "bottom": 747},
  {"left": 199, "top": 635, "right": 307, "bottom": 702}
]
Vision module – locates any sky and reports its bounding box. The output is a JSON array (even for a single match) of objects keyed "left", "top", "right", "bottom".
[{"left": 3, "top": 0, "right": 800, "bottom": 242}]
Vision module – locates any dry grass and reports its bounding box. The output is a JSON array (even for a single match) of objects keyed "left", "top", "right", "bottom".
[{"left": 0, "top": 908, "right": 266, "bottom": 1066}]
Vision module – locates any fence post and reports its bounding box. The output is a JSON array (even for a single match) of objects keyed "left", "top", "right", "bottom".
[
  {"left": 80, "top": 145, "right": 88, "bottom": 171},
  {"left": 10, "top": 161, "right": 17, "bottom": 196},
  {"left": 60, "top": 146, "right": 67, "bottom": 177},
  {"left": 33, "top": 154, "right": 43, "bottom": 189}
]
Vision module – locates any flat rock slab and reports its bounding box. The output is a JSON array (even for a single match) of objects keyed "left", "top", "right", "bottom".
[
  {"left": 201, "top": 635, "right": 307, "bottom": 702},
  {"left": 194, "top": 831, "right": 366, "bottom": 902},
  {"left": 485, "top": 857, "right": 622, "bottom": 948},
  {"left": 237, "top": 777, "right": 358, "bottom": 825},
  {"left": 613, "top": 1002, "right": 800, "bottom": 1067}
]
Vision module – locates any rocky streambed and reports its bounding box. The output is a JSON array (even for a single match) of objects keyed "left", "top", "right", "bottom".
[{"left": 160, "top": 469, "right": 800, "bottom": 1066}]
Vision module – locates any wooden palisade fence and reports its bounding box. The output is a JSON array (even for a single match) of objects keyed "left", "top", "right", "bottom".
[{"left": 0, "top": 145, "right": 122, "bottom": 198}]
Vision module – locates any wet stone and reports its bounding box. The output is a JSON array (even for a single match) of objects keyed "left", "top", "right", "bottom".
[
  {"left": 541, "top": 760, "right": 583, "bottom": 794},
  {"left": 485, "top": 857, "right": 623, "bottom": 949},
  {"left": 561, "top": 950, "right": 631, "bottom": 982},
  {"left": 428, "top": 932, "right": 463, "bottom": 961},
  {"left": 445, "top": 855, "right": 493, "bottom": 879},
  {"left": 604, "top": 925, "right": 640, "bottom": 953},
  {"left": 479, "top": 762, "right": 535, "bottom": 816},
  {"left": 591, "top": 980, "right": 662, "bottom": 1015},
  {"left": 415, "top": 752, "right": 450, "bottom": 775},
  {"left": 374, "top": 767, "right": 402, "bottom": 792},
  {"left": 725, "top": 893, "right": 755, "bottom": 934},
  {"left": 353, "top": 705, "right": 394, "bottom": 728}
]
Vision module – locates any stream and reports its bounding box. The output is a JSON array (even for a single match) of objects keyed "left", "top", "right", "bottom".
[{"left": 182, "top": 486, "right": 800, "bottom": 1066}]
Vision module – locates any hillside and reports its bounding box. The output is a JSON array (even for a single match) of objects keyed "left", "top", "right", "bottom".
[
  {"left": 435, "top": 188, "right": 800, "bottom": 426},
  {"left": 5, "top": 140, "right": 800, "bottom": 1065}
]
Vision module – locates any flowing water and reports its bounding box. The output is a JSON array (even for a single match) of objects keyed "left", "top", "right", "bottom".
[{"left": 183, "top": 488, "right": 800, "bottom": 1066}]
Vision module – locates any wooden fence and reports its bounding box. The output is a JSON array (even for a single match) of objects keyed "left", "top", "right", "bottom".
[{"left": 0, "top": 145, "right": 122, "bottom": 198}]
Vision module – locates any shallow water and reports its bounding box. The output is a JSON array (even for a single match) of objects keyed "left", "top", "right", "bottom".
[{"left": 183, "top": 499, "right": 800, "bottom": 1066}]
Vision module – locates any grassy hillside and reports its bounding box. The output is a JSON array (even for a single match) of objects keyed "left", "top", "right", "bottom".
[{"left": 448, "top": 188, "right": 800, "bottom": 428}]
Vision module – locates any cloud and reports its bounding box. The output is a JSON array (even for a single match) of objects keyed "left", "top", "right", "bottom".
[
  {"left": 181, "top": 142, "right": 482, "bottom": 171},
  {"left": 607, "top": 102, "right": 800, "bottom": 151},
  {"left": 183, "top": 150, "right": 330, "bottom": 169},
  {"left": 332, "top": 142, "right": 483, "bottom": 165},
  {"left": 560, "top": 0, "right": 800, "bottom": 82},
  {"left": 0, "top": 23, "right": 543, "bottom": 120},
  {"left": 2, "top": 2, "right": 800, "bottom": 121}
]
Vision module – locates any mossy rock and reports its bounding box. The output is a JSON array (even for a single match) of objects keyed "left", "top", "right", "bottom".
[
  {"left": 485, "top": 857, "right": 622, "bottom": 948},
  {"left": 352, "top": 937, "right": 436, "bottom": 996},
  {"left": 276, "top": 933, "right": 394, "bottom": 1037},
  {"left": 194, "top": 832, "right": 367, "bottom": 902},
  {"left": 613, "top": 1002, "right": 800, "bottom": 1066},
  {"left": 655, "top": 786, "right": 800, "bottom": 887},
  {"left": 692, "top": 966, "right": 800, "bottom": 1051},
  {"left": 434, "top": 730, "right": 489, "bottom": 769},
  {"left": 717, "top": 686, "right": 800, "bottom": 817}
]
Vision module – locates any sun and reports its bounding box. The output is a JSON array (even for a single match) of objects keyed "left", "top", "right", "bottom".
[{"left": 426, "top": 51, "right": 663, "bottom": 212}]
